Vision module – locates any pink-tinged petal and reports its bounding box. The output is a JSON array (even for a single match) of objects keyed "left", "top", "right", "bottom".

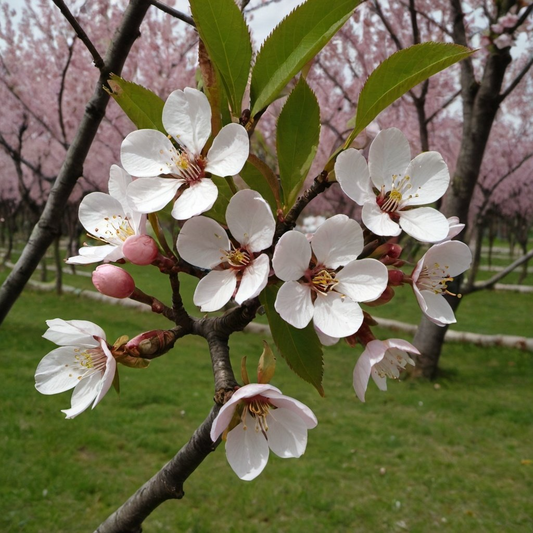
[
  {"left": 311, "top": 214, "right": 363, "bottom": 268},
  {"left": 385, "top": 339, "right": 420, "bottom": 356},
  {"left": 272, "top": 231, "right": 311, "bottom": 282},
  {"left": 403, "top": 151, "right": 450, "bottom": 206},
  {"left": 226, "top": 412, "right": 269, "bottom": 480},
  {"left": 368, "top": 128, "right": 411, "bottom": 190},
  {"left": 371, "top": 369, "right": 388, "bottom": 391},
  {"left": 35, "top": 346, "right": 88, "bottom": 394},
  {"left": 121, "top": 129, "right": 181, "bottom": 177},
  {"left": 171, "top": 178, "right": 218, "bottom": 220},
  {"left": 440, "top": 217, "right": 465, "bottom": 243},
  {"left": 226, "top": 189, "right": 275, "bottom": 252},
  {"left": 194, "top": 270, "right": 237, "bottom": 312},
  {"left": 177, "top": 216, "right": 229, "bottom": 269},
  {"left": 423, "top": 241, "right": 472, "bottom": 277},
  {"left": 205, "top": 123, "right": 249, "bottom": 177},
  {"left": 266, "top": 408, "right": 309, "bottom": 458},
  {"left": 335, "top": 148, "right": 374, "bottom": 205},
  {"left": 313, "top": 292, "right": 363, "bottom": 338},
  {"left": 399, "top": 207, "right": 449, "bottom": 243},
  {"left": 336, "top": 258, "right": 388, "bottom": 303},
  {"left": 92, "top": 339, "right": 116, "bottom": 406},
  {"left": 108, "top": 164, "right": 132, "bottom": 205},
  {"left": 43, "top": 319, "right": 105, "bottom": 345},
  {"left": 263, "top": 392, "right": 318, "bottom": 429},
  {"left": 419, "top": 291, "right": 456, "bottom": 326},
  {"left": 315, "top": 327, "right": 340, "bottom": 347},
  {"left": 127, "top": 177, "right": 183, "bottom": 214},
  {"left": 162, "top": 88, "right": 211, "bottom": 155},
  {"left": 362, "top": 202, "right": 401, "bottom": 237},
  {"left": 274, "top": 281, "right": 314, "bottom": 329},
  {"left": 235, "top": 254, "right": 270, "bottom": 304},
  {"left": 353, "top": 340, "right": 388, "bottom": 402},
  {"left": 61, "top": 372, "right": 102, "bottom": 419},
  {"left": 66, "top": 244, "right": 121, "bottom": 265}
]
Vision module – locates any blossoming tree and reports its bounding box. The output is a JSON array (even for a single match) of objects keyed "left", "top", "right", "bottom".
[{"left": 1, "top": 0, "right": 481, "bottom": 530}]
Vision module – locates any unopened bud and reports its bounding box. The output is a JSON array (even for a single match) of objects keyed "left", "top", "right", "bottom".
[
  {"left": 125, "top": 329, "right": 173, "bottom": 358},
  {"left": 92, "top": 264, "right": 135, "bottom": 299},
  {"left": 371, "top": 242, "right": 402, "bottom": 260},
  {"left": 388, "top": 269, "right": 405, "bottom": 286},
  {"left": 123, "top": 235, "right": 159, "bottom": 265}
]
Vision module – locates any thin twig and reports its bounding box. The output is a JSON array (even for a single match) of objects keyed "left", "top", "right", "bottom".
[{"left": 149, "top": 0, "right": 195, "bottom": 27}]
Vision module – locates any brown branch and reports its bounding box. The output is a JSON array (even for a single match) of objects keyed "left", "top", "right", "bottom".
[
  {"left": 372, "top": 0, "right": 403, "bottom": 50},
  {"left": 148, "top": 0, "right": 195, "bottom": 27},
  {"left": 128, "top": 287, "right": 176, "bottom": 322},
  {"left": 499, "top": 54, "right": 533, "bottom": 102},
  {"left": 58, "top": 40, "right": 76, "bottom": 146},
  {"left": 425, "top": 88, "right": 461, "bottom": 124}
]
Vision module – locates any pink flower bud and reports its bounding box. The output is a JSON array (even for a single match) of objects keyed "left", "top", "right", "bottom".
[
  {"left": 388, "top": 269, "right": 405, "bottom": 286},
  {"left": 122, "top": 235, "right": 159, "bottom": 266},
  {"left": 365, "top": 285, "right": 395, "bottom": 307},
  {"left": 125, "top": 330, "right": 171, "bottom": 357},
  {"left": 92, "top": 264, "right": 135, "bottom": 299}
]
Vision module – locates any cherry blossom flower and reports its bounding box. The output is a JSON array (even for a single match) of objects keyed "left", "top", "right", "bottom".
[
  {"left": 353, "top": 338, "right": 418, "bottom": 402},
  {"left": 335, "top": 128, "right": 450, "bottom": 243},
  {"left": 272, "top": 214, "right": 388, "bottom": 338},
  {"left": 67, "top": 165, "right": 144, "bottom": 265},
  {"left": 411, "top": 240, "right": 472, "bottom": 326},
  {"left": 121, "top": 88, "right": 249, "bottom": 220},
  {"left": 176, "top": 189, "right": 275, "bottom": 311},
  {"left": 210, "top": 383, "right": 317, "bottom": 481},
  {"left": 35, "top": 319, "right": 117, "bottom": 419}
]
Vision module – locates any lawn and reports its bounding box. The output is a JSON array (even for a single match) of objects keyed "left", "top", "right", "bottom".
[{"left": 0, "top": 262, "right": 532, "bottom": 532}]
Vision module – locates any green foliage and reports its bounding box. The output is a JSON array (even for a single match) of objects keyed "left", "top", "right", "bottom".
[
  {"left": 106, "top": 74, "right": 165, "bottom": 132},
  {"left": 250, "top": 0, "right": 362, "bottom": 116},
  {"left": 190, "top": 0, "right": 252, "bottom": 117},
  {"left": 277, "top": 78, "right": 320, "bottom": 212},
  {"left": 202, "top": 177, "right": 234, "bottom": 225},
  {"left": 261, "top": 285, "right": 324, "bottom": 396},
  {"left": 239, "top": 156, "right": 281, "bottom": 213}
]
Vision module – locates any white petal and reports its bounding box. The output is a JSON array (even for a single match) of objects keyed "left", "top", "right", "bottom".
[
  {"left": 264, "top": 392, "right": 318, "bottom": 429},
  {"left": 108, "top": 164, "right": 132, "bottom": 205},
  {"left": 162, "top": 88, "right": 211, "bottom": 155},
  {"left": 121, "top": 129, "right": 182, "bottom": 177},
  {"left": 35, "top": 346, "right": 88, "bottom": 394},
  {"left": 61, "top": 372, "right": 102, "bottom": 419},
  {"left": 235, "top": 254, "right": 270, "bottom": 304},
  {"left": 226, "top": 412, "right": 270, "bottom": 480},
  {"left": 403, "top": 151, "right": 450, "bottom": 205},
  {"left": 336, "top": 258, "right": 388, "bottom": 303},
  {"left": 371, "top": 368, "right": 388, "bottom": 391},
  {"left": 266, "top": 408, "right": 309, "bottom": 458},
  {"left": 177, "top": 217, "right": 229, "bottom": 269},
  {"left": 315, "top": 327, "right": 340, "bottom": 347},
  {"left": 78, "top": 193, "right": 127, "bottom": 245},
  {"left": 66, "top": 244, "right": 121, "bottom": 265},
  {"left": 313, "top": 292, "right": 363, "bottom": 338},
  {"left": 419, "top": 291, "right": 456, "bottom": 326},
  {"left": 399, "top": 207, "right": 449, "bottom": 243},
  {"left": 205, "top": 123, "right": 249, "bottom": 177},
  {"left": 127, "top": 177, "right": 182, "bottom": 214},
  {"left": 272, "top": 231, "right": 311, "bottom": 282},
  {"left": 274, "top": 281, "right": 314, "bottom": 329},
  {"left": 311, "top": 214, "right": 363, "bottom": 268},
  {"left": 43, "top": 319, "right": 104, "bottom": 345},
  {"left": 335, "top": 148, "right": 374, "bottom": 205},
  {"left": 353, "top": 340, "right": 387, "bottom": 402},
  {"left": 92, "top": 339, "right": 116, "bottom": 406},
  {"left": 423, "top": 241, "right": 472, "bottom": 277},
  {"left": 171, "top": 178, "right": 218, "bottom": 220},
  {"left": 226, "top": 189, "right": 275, "bottom": 252},
  {"left": 368, "top": 128, "right": 411, "bottom": 190},
  {"left": 194, "top": 270, "right": 237, "bottom": 312},
  {"left": 362, "top": 202, "right": 401, "bottom": 237}
]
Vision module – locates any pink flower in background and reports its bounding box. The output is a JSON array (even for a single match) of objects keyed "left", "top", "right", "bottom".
[{"left": 211, "top": 383, "right": 317, "bottom": 481}]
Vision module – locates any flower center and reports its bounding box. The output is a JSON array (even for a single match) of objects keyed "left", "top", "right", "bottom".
[
  {"left": 93, "top": 215, "right": 135, "bottom": 245},
  {"left": 175, "top": 152, "right": 207, "bottom": 184},
  {"left": 223, "top": 245, "right": 251, "bottom": 269},
  {"left": 374, "top": 348, "right": 412, "bottom": 380},
  {"left": 417, "top": 262, "right": 461, "bottom": 298},
  {"left": 70, "top": 345, "right": 107, "bottom": 381},
  {"left": 242, "top": 397, "right": 273, "bottom": 437},
  {"left": 311, "top": 268, "right": 338, "bottom": 295},
  {"left": 377, "top": 174, "right": 419, "bottom": 213}
]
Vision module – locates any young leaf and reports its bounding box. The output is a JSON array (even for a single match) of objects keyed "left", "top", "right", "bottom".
[
  {"left": 261, "top": 286, "right": 324, "bottom": 396},
  {"left": 190, "top": 0, "right": 252, "bottom": 117},
  {"left": 345, "top": 42, "right": 473, "bottom": 148},
  {"left": 257, "top": 341, "right": 276, "bottom": 385},
  {"left": 277, "top": 78, "right": 320, "bottom": 212},
  {"left": 106, "top": 74, "right": 165, "bottom": 132},
  {"left": 240, "top": 156, "right": 281, "bottom": 213},
  {"left": 250, "top": 0, "right": 362, "bottom": 116}
]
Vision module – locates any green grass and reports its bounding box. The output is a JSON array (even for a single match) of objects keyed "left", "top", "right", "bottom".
[{"left": 1, "top": 272, "right": 532, "bottom": 532}]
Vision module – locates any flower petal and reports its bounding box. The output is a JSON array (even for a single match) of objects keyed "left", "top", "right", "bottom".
[
  {"left": 61, "top": 372, "right": 102, "bottom": 419},
  {"left": 226, "top": 413, "right": 270, "bottom": 481},
  {"left": 272, "top": 231, "right": 311, "bottom": 282},
  {"left": 335, "top": 148, "right": 374, "bottom": 205},
  {"left": 368, "top": 128, "right": 411, "bottom": 190},
  {"left": 127, "top": 177, "right": 182, "bottom": 214},
  {"left": 362, "top": 202, "right": 401, "bottom": 237},
  {"left": 266, "top": 408, "right": 309, "bottom": 458},
  {"left": 108, "top": 164, "right": 132, "bottom": 205},
  {"left": 194, "top": 270, "right": 237, "bottom": 312},
  {"left": 353, "top": 340, "right": 387, "bottom": 402},
  {"left": 336, "top": 258, "right": 388, "bottom": 303},
  {"left": 205, "top": 123, "right": 249, "bottom": 177},
  {"left": 313, "top": 292, "right": 363, "bottom": 338},
  {"left": 162, "top": 88, "right": 211, "bottom": 155},
  {"left": 235, "top": 253, "right": 270, "bottom": 304},
  {"left": 35, "top": 346, "right": 88, "bottom": 394},
  {"left": 399, "top": 207, "right": 449, "bottom": 243},
  {"left": 263, "top": 392, "right": 318, "bottom": 429},
  {"left": 78, "top": 193, "right": 128, "bottom": 245},
  {"left": 66, "top": 244, "right": 121, "bottom": 265},
  {"left": 43, "top": 319, "right": 104, "bottom": 345},
  {"left": 226, "top": 189, "right": 275, "bottom": 252},
  {"left": 403, "top": 151, "right": 450, "bottom": 205},
  {"left": 311, "top": 214, "right": 363, "bottom": 268},
  {"left": 418, "top": 290, "right": 456, "bottom": 326},
  {"left": 171, "top": 178, "right": 218, "bottom": 220},
  {"left": 177, "top": 216, "right": 229, "bottom": 269},
  {"left": 92, "top": 339, "right": 116, "bottom": 406},
  {"left": 274, "top": 281, "right": 314, "bottom": 329},
  {"left": 422, "top": 241, "right": 472, "bottom": 277}
]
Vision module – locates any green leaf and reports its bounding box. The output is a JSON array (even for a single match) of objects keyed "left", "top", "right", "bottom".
[
  {"left": 261, "top": 286, "right": 324, "bottom": 396},
  {"left": 250, "top": 0, "right": 361, "bottom": 116},
  {"left": 106, "top": 74, "right": 165, "bottom": 132},
  {"left": 277, "top": 78, "right": 320, "bottom": 212},
  {"left": 203, "top": 177, "right": 234, "bottom": 225},
  {"left": 190, "top": 0, "right": 252, "bottom": 117},
  {"left": 240, "top": 156, "right": 281, "bottom": 213},
  {"left": 345, "top": 42, "right": 473, "bottom": 148}
]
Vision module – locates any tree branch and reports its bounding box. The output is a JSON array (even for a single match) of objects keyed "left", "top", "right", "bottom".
[
  {"left": 499, "top": 54, "right": 533, "bottom": 102},
  {"left": 148, "top": 0, "right": 195, "bottom": 27}
]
